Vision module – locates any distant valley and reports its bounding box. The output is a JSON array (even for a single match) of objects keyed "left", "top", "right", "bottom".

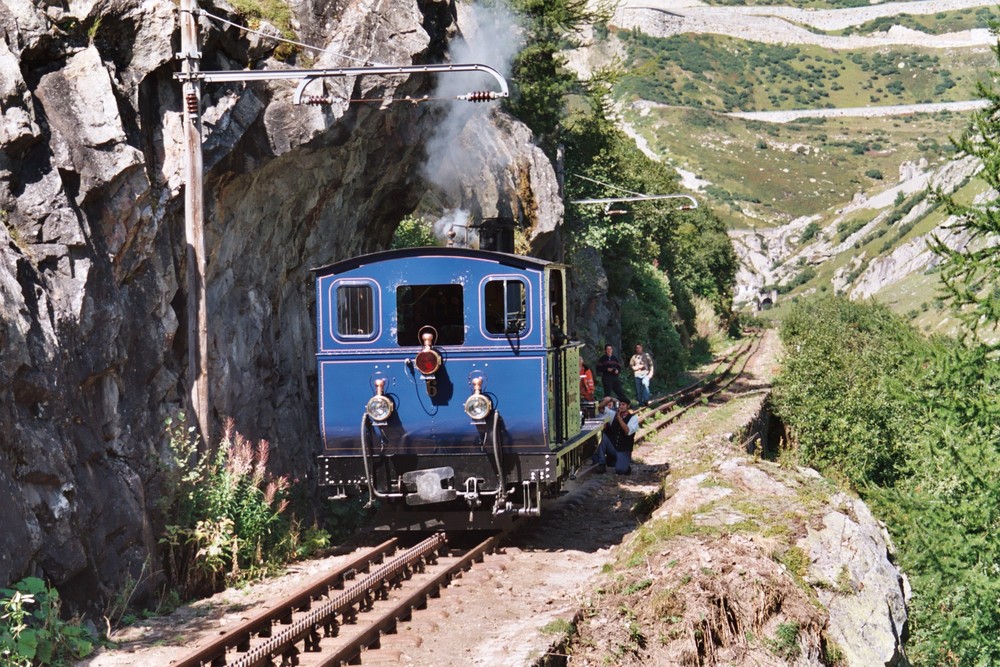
[{"left": 571, "top": 0, "right": 999, "bottom": 336}]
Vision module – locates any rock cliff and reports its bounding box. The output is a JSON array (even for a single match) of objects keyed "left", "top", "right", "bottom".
[{"left": 0, "top": 0, "right": 565, "bottom": 609}]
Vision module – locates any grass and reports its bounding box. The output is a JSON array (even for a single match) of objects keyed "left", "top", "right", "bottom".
[
  {"left": 766, "top": 621, "right": 801, "bottom": 660},
  {"left": 623, "top": 104, "right": 968, "bottom": 228},
  {"left": 616, "top": 31, "right": 993, "bottom": 113},
  {"left": 701, "top": 0, "right": 910, "bottom": 7},
  {"left": 540, "top": 618, "right": 576, "bottom": 637},
  {"left": 836, "top": 7, "right": 1000, "bottom": 36},
  {"left": 745, "top": 169, "right": 989, "bottom": 330},
  {"left": 620, "top": 513, "right": 704, "bottom": 567},
  {"left": 606, "top": 19, "right": 988, "bottom": 230}
]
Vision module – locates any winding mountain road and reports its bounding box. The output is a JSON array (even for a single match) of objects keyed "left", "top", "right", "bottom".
[
  {"left": 614, "top": 0, "right": 997, "bottom": 47},
  {"left": 610, "top": 0, "right": 998, "bottom": 121}
]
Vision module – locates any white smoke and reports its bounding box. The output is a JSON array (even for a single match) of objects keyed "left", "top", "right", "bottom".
[
  {"left": 421, "top": 1, "right": 523, "bottom": 194},
  {"left": 432, "top": 208, "right": 477, "bottom": 248}
]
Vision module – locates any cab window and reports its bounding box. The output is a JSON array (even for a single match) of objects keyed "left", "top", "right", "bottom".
[
  {"left": 484, "top": 279, "right": 527, "bottom": 335},
  {"left": 335, "top": 283, "right": 375, "bottom": 337},
  {"left": 397, "top": 284, "right": 465, "bottom": 346}
]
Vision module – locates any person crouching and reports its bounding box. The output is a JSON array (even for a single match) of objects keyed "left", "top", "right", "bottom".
[{"left": 606, "top": 399, "right": 639, "bottom": 475}]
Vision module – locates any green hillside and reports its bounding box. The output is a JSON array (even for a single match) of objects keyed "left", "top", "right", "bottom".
[
  {"left": 622, "top": 104, "right": 965, "bottom": 227},
  {"left": 618, "top": 31, "right": 994, "bottom": 112}
]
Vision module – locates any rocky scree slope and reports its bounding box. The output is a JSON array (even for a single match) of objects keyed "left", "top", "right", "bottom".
[{"left": 0, "top": 0, "right": 580, "bottom": 611}]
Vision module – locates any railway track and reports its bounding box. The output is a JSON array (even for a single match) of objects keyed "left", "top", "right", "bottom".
[
  {"left": 634, "top": 331, "right": 763, "bottom": 444},
  {"left": 174, "top": 533, "right": 498, "bottom": 667},
  {"left": 172, "top": 335, "right": 760, "bottom": 667}
]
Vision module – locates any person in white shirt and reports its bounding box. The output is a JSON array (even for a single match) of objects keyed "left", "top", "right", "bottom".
[{"left": 629, "top": 344, "right": 654, "bottom": 406}]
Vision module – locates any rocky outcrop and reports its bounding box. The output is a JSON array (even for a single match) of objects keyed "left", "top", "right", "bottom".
[
  {"left": 0, "top": 0, "right": 562, "bottom": 610},
  {"left": 730, "top": 156, "right": 982, "bottom": 309},
  {"left": 800, "top": 491, "right": 910, "bottom": 666},
  {"left": 653, "top": 456, "right": 910, "bottom": 665}
]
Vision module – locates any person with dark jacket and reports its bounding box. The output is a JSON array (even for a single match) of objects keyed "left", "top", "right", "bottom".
[
  {"left": 605, "top": 399, "right": 639, "bottom": 475},
  {"left": 596, "top": 344, "right": 629, "bottom": 402}
]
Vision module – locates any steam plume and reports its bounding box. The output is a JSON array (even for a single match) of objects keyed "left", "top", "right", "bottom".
[{"left": 421, "top": 1, "right": 522, "bottom": 196}]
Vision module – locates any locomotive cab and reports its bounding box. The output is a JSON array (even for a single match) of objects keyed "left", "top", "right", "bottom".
[{"left": 313, "top": 247, "right": 602, "bottom": 529}]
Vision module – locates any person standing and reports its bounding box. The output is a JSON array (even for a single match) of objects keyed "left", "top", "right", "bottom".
[
  {"left": 596, "top": 344, "right": 629, "bottom": 402},
  {"left": 605, "top": 399, "right": 639, "bottom": 475},
  {"left": 579, "top": 358, "right": 595, "bottom": 402},
  {"left": 630, "top": 343, "right": 654, "bottom": 406},
  {"left": 579, "top": 358, "right": 596, "bottom": 419}
]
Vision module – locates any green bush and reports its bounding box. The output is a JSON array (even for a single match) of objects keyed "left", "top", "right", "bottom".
[
  {"left": 771, "top": 296, "right": 919, "bottom": 487},
  {"left": 390, "top": 215, "right": 437, "bottom": 249},
  {"left": 0, "top": 578, "right": 94, "bottom": 666},
  {"left": 160, "top": 415, "right": 306, "bottom": 599},
  {"left": 621, "top": 264, "right": 686, "bottom": 384},
  {"left": 799, "top": 221, "right": 820, "bottom": 243},
  {"left": 772, "top": 296, "right": 1000, "bottom": 662},
  {"left": 878, "top": 343, "right": 1000, "bottom": 665}
]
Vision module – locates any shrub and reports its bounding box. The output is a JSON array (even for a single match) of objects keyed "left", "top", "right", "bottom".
[
  {"left": 621, "top": 264, "right": 687, "bottom": 384},
  {"left": 771, "top": 296, "right": 919, "bottom": 487},
  {"left": 799, "top": 221, "right": 820, "bottom": 243},
  {"left": 390, "top": 215, "right": 437, "bottom": 249},
  {"left": 0, "top": 578, "right": 94, "bottom": 666},
  {"left": 160, "top": 415, "right": 301, "bottom": 599}
]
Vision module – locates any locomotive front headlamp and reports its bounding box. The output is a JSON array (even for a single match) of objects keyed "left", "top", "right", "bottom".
[
  {"left": 415, "top": 331, "right": 442, "bottom": 375},
  {"left": 464, "top": 377, "right": 492, "bottom": 420},
  {"left": 366, "top": 378, "right": 394, "bottom": 422}
]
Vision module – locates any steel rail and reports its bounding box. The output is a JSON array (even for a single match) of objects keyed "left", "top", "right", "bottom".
[
  {"left": 227, "top": 533, "right": 448, "bottom": 667},
  {"left": 640, "top": 336, "right": 755, "bottom": 416},
  {"left": 636, "top": 333, "right": 762, "bottom": 442},
  {"left": 173, "top": 538, "right": 399, "bottom": 667},
  {"left": 316, "top": 534, "right": 499, "bottom": 666}
]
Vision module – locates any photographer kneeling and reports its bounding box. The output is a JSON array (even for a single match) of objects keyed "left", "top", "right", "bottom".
[{"left": 591, "top": 397, "right": 639, "bottom": 475}]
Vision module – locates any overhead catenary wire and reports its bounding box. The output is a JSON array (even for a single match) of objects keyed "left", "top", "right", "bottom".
[
  {"left": 182, "top": 7, "right": 509, "bottom": 106},
  {"left": 572, "top": 173, "right": 646, "bottom": 197},
  {"left": 569, "top": 173, "right": 699, "bottom": 210},
  {"left": 190, "top": 6, "right": 390, "bottom": 67}
]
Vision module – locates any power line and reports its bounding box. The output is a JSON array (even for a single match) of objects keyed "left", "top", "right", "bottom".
[{"left": 193, "top": 7, "right": 389, "bottom": 67}]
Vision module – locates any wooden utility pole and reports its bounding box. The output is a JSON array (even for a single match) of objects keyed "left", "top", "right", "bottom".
[{"left": 179, "top": 0, "right": 210, "bottom": 444}]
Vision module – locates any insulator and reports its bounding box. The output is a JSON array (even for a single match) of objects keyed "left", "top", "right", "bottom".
[
  {"left": 185, "top": 92, "right": 199, "bottom": 115},
  {"left": 302, "top": 95, "right": 331, "bottom": 106},
  {"left": 459, "top": 90, "right": 498, "bottom": 103}
]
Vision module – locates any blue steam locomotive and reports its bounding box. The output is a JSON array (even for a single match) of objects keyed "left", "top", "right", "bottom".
[{"left": 314, "top": 246, "right": 602, "bottom": 530}]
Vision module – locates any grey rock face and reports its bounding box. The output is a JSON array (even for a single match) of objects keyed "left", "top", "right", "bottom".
[
  {"left": 800, "top": 493, "right": 911, "bottom": 666},
  {"left": 0, "top": 0, "right": 559, "bottom": 610}
]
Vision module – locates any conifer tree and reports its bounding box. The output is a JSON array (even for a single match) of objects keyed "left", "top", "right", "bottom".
[{"left": 878, "top": 35, "right": 1000, "bottom": 661}]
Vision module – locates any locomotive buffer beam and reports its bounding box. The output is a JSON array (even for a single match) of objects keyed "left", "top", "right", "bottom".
[{"left": 402, "top": 467, "right": 458, "bottom": 506}]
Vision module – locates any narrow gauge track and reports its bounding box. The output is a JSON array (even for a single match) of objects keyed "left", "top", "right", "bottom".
[
  {"left": 174, "top": 533, "right": 497, "bottom": 667},
  {"left": 634, "top": 332, "right": 763, "bottom": 444},
  {"left": 173, "top": 336, "right": 760, "bottom": 667}
]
